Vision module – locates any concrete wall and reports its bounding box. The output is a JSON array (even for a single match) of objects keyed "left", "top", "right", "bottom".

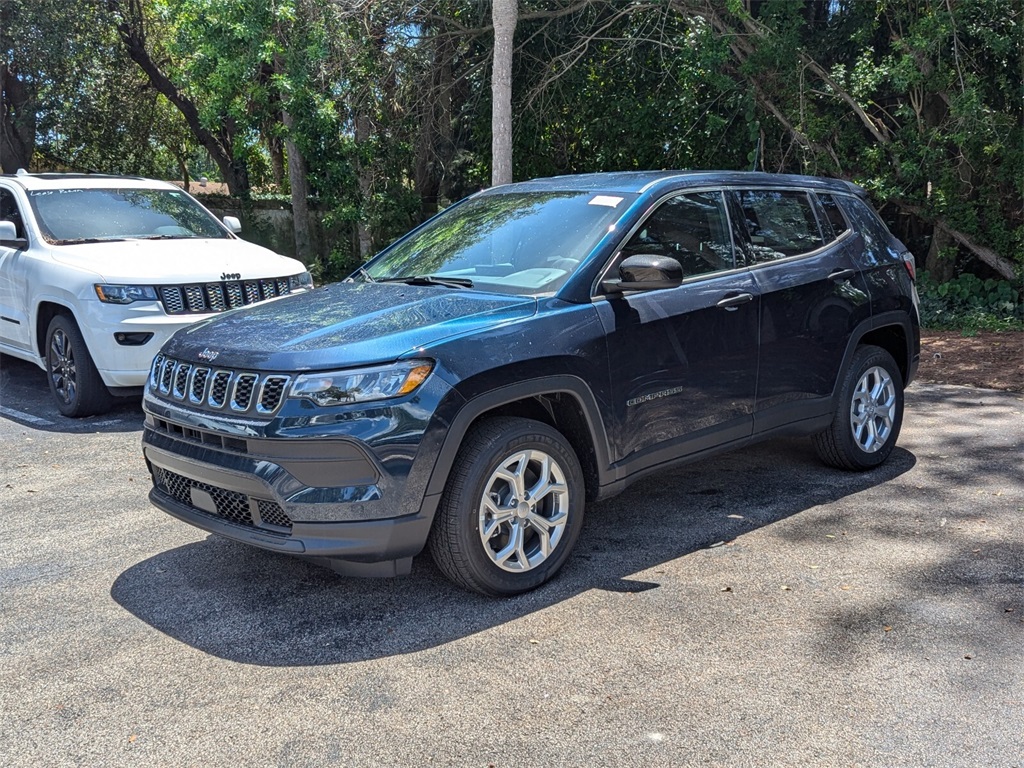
[{"left": 197, "top": 196, "right": 352, "bottom": 266}]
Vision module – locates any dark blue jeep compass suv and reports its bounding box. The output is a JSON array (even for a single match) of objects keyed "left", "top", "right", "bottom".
[{"left": 142, "top": 171, "right": 920, "bottom": 596}]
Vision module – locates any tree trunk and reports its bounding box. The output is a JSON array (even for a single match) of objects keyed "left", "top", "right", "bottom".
[
  {"left": 415, "top": 27, "right": 456, "bottom": 222},
  {"left": 354, "top": 113, "right": 374, "bottom": 259},
  {"left": 268, "top": 135, "right": 285, "bottom": 190},
  {"left": 281, "top": 110, "right": 313, "bottom": 262},
  {"left": 925, "top": 227, "right": 956, "bottom": 283},
  {"left": 0, "top": 63, "right": 35, "bottom": 172},
  {"left": 176, "top": 155, "right": 189, "bottom": 192},
  {"left": 491, "top": 0, "right": 517, "bottom": 186},
  {"left": 896, "top": 200, "right": 1017, "bottom": 281}
]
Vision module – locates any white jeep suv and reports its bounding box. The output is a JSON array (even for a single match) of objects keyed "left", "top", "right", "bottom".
[{"left": 0, "top": 172, "right": 312, "bottom": 417}]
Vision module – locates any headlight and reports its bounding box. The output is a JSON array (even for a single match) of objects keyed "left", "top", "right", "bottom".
[
  {"left": 290, "top": 360, "right": 433, "bottom": 406},
  {"left": 94, "top": 284, "right": 159, "bottom": 304},
  {"left": 288, "top": 271, "right": 314, "bottom": 291}
]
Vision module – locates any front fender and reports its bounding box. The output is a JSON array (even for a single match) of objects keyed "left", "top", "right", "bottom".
[{"left": 413, "top": 374, "right": 612, "bottom": 522}]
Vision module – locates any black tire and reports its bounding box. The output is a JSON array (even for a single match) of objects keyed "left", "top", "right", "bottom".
[
  {"left": 428, "top": 417, "right": 586, "bottom": 597},
  {"left": 45, "top": 314, "right": 114, "bottom": 418},
  {"left": 813, "top": 344, "right": 904, "bottom": 471}
]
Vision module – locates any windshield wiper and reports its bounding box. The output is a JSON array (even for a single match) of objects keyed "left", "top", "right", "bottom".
[
  {"left": 380, "top": 275, "right": 474, "bottom": 289},
  {"left": 51, "top": 237, "right": 128, "bottom": 245}
]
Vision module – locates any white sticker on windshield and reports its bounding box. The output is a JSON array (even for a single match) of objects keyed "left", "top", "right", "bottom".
[{"left": 589, "top": 195, "right": 623, "bottom": 207}]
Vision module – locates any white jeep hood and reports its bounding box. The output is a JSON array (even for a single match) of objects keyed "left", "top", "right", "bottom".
[{"left": 47, "top": 237, "right": 304, "bottom": 283}]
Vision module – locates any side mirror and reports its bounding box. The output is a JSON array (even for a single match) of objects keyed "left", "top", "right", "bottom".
[
  {"left": 0, "top": 220, "right": 26, "bottom": 249},
  {"left": 222, "top": 216, "right": 242, "bottom": 234},
  {"left": 602, "top": 254, "right": 682, "bottom": 293}
]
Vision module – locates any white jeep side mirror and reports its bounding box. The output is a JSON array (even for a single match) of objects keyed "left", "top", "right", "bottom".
[{"left": 222, "top": 216, "right": 242, "bottom": 234}]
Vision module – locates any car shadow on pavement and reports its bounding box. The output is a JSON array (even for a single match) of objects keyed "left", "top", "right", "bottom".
[{"left": 111, "top": 438, "right": 916, "bottom": 666}]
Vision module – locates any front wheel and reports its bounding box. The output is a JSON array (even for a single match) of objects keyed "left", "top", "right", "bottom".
[
  {"left": 45, "top": 314, "right": 113, "bottom": 418},
  {"left": 813, "top": 344, "right": 904, "bottom": 471},
  {"left": 428, "top": 417, "right": 586, "bottom": 597}
]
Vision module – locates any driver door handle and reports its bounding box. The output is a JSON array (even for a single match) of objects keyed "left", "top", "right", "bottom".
[{"left": 716, "top": 292, "right": 754, "bottom": 311}]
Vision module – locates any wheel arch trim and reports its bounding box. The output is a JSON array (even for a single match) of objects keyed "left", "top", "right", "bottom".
[
  {"left": 836, "top": 310, "right": 919, "bottom": 398},
  {"left": 421, "top": 375, "right": 613, "bottom": 504},
  {"left": 34, "top": 298, "right": 78, "bottom": 360}
]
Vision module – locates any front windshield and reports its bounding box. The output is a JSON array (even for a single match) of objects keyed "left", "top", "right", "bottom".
[
  {"left": 27, "top": 187, "right": 229, "bottom": 244},
  {"left": 364, "top": 190, "right": 635, "bottom": 295}
]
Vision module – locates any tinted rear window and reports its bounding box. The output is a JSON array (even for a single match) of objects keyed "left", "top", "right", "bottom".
[
  {"left": 817, "top": 194, "right": 850, "bottom": 239},
  {"left": 734, "top": 190, "right": 824, "bottom": 263}
]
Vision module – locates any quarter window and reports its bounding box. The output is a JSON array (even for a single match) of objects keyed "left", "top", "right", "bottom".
[
  {"left": 735, "top": 190, "right": 824, "bottom": 263},
  {"left": 621, "top": 191, "right": 734, "bottom": 278},
  {"left": 817, "top": 193, "right": 850, "bottom": 239}
]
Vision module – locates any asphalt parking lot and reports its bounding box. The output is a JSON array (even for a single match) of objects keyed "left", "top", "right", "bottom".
[{"left": 1, "top": 353, "right": 1022, "bottom": 767}]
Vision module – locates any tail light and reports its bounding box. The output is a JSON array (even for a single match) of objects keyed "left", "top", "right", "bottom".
[{"left": 901, "top": 252, "right": 917, "bottom": 282}]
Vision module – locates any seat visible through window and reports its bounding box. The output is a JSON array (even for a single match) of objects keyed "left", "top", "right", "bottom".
[{"left": 621, "top": 191, "right": 734, "bottom": 278}]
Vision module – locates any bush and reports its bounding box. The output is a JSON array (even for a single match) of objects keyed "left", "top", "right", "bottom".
[
  {"left": 310, "top": 245, "right": 361, "bottom": 285},
  {"left": 917, "top": 272, "right": 1023, "bottom": 333}
]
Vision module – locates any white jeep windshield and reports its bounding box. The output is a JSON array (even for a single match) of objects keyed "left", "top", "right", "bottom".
[
  {"left": 364, "top": 190, "right": 634, "bottom": 296},
  {"left": 27, "top": 187, "right": 229, "bottom": 244}
]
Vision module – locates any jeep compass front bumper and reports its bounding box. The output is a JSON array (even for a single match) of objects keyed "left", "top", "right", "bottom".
[{"left": 141, "top": 380, "right": 455, "bottom": 576}]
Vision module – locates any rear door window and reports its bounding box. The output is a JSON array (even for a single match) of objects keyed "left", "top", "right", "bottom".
[{"left": 733, "top": 190, "right": 825, "bottom": 264}]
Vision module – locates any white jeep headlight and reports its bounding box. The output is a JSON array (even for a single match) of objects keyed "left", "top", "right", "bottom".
[
  {"left": 94, "top": 284, "right": 158, "bottom": 304},
  {"left": 290, "top": 360, "right": 433, "bottom": 406}
]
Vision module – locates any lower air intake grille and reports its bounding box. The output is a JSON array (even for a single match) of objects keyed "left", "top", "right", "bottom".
[
  {"left": 153, "top": 467, "right": 292, "bottom": 531},
  {"left": 256, "top": 499, "right": 293, "bottom": 529}
]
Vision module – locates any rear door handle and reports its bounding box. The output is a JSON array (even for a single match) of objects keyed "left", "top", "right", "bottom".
[
  {"left": 716, "top": 292, "right": 754, "bottom": 311},
  {"left": 828, "top": 268, "right": 856, "bottom": 282}
]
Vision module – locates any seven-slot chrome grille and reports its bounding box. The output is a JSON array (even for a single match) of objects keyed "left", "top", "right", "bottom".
[
  {"left": 158, "top": 276, "right": 295, "bottom": 315},
  {"left": 150, "top": 354, "right": 291, "bottom": 416}
]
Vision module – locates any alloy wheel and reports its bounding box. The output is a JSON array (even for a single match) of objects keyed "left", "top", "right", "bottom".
[
  {"left": 849, "top": 365, "right": 896, "bottom": 453},
  {"left": 48, "top": 328, "right": 77, "bottom": 405},
  {"left": 478, "top": 449, "right": 569, "bottom": 572}
]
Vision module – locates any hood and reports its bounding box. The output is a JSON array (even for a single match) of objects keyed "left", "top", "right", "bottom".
[
  {"left": 48, "top": 238, "right": 304, "bottom": 282},
  {"left": 162, "top": 281, "right": 538, "bottom": 371}
]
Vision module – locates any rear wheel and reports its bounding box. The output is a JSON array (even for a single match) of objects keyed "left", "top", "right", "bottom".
[
  {"left": 45, "top": 314, "right": 113, "bottom": 418},
  {"left": 813, "top": 344, "right": 904, "bottom": 470},
  {"left": 428, "top": 417, "right": 585, "bottom": 597}
]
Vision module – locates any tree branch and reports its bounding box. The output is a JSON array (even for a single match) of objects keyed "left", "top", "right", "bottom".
[{"left": 895, "top": 201, "right": 1018, "bottom": 280}]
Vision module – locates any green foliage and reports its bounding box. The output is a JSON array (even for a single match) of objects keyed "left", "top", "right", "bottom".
[
  {"left": 511, "top": 8, "right": 751, "bottom": 177},
  {"left": 10, "top": 0, "right": 1021, "bottom": 283},
  {"left": 918, "top": 271, "right": 1024, "bottom": 332},
  {"left": 311, "top": 245, "right": 361, "bottom": 285},
  {"left": 1, "top": 0, "right": 195, "bottom": 175}
]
